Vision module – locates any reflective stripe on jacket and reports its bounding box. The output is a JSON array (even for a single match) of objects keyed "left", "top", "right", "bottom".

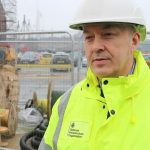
[{"left": 39, "top": 50, "right": 150, "bottom": 150}]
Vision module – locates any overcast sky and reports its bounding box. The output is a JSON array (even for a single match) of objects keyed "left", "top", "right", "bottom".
[
  {"left": 17, "top": 0, "right": 150, "bottom": 32},
  {"left": 17, "top": 0, "right": 81, "bottom": 31}
]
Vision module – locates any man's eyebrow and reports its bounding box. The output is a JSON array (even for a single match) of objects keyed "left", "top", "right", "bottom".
[{"left": 83, "top": 24, "right": 117, "bottom": 34}]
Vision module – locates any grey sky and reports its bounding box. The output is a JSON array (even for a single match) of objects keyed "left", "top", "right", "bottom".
[
  {"left": 17, "top": 0, "right": 150, "bottom": 32},
  {"left": 17, "top": 0, "right": 82, "bottom": 31}
]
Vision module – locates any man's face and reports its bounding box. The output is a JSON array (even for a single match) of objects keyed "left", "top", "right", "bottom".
[{"left": 83, "top": 23, "right": 140, "bottom": 78}]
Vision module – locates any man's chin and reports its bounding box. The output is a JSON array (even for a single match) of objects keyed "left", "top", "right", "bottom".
[{"left": 92, "top": 69, "right": 112, "bottom": 78}]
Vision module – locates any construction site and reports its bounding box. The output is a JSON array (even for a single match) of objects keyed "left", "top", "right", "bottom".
[
  {"left": 0, "top": 0, "right": 150, "bottom": 150},
  {"left": 0, "top": 0, "right": 84, "bottom": 149}
]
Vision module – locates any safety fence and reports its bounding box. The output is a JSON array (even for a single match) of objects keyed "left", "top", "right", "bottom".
[
  {"left": 139, "top": 32, "right": 150, "bottom": 52},
  {"left": 0, "top": 31, "right": 87, "bottom": 147},
  {"left": 0, "top": 31, "right": 79, "bottom": 109}
]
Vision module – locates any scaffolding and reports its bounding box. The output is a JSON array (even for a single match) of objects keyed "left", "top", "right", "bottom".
[
  {"left": 0, "top": 0, "right": 6, "bottom": 32},
  {"left": 1, "top": 0, "right": 17, "bottom": 31}
]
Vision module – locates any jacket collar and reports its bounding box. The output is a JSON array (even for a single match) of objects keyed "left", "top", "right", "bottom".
[{"left": 85, "top": 50, "right": 150, "bottom": 99}]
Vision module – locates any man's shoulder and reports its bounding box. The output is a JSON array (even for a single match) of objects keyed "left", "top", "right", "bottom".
[
  {"left": 61, "top": 79, "right": 86, "bottom": 98},
  {"left": 72, "top": 79, "right": 87, "bottom": 91}
]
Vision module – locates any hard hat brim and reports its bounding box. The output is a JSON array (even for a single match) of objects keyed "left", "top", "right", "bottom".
[{"left": 70, "top": 22, "right": 146, "bottom": 41}]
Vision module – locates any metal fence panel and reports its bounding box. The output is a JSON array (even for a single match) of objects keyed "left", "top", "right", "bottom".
[{"left": 0, "top": 31, "right": 74, "bottom": 109}]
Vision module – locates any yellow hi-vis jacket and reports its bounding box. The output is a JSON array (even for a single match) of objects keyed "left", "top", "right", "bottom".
[{"left": 39, "top": 50, "right": 150, "bottom": 150}]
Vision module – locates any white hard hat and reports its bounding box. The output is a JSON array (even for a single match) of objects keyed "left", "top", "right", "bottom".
[{"left": 70, "top": 0, "right": 146, "bottom": 41}]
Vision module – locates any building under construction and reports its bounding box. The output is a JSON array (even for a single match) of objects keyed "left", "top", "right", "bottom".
[
  {"left": 0, "top": 0, "right": 17, "bottom": 32},
  {"left": 0, "top": 0, "right": 6, "bottom": 32}
]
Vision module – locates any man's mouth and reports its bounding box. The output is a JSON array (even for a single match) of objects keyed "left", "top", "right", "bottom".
[{"left": 92, "top": 57, "right": 109, "bottom": 65}]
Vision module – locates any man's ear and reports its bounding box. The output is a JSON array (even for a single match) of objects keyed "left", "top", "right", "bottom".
[{"left": 131, "top": 32, "right": 140, "bottom": 51}]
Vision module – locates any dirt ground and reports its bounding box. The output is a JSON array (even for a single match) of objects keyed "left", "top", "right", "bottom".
[{"left": 1, "top": 134, "right": 24, "bottom": 150}]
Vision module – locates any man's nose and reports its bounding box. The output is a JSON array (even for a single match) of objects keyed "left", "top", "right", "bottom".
[{"left": 92, "top": 37, "right": 105, "bottom": 53}]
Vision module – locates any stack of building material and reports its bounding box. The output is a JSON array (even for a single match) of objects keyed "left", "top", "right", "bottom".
[{"left": 0, "top": 64, "right": 19, "bottom": 137}]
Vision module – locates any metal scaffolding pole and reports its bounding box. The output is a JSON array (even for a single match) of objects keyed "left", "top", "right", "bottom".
[{"left": 1, "top": 0, "right": 17, "bottom": 31}]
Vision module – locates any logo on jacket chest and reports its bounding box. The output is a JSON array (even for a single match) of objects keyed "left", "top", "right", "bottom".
[{"left": 67, "top": 121, "right": 91, "bottom": 140}]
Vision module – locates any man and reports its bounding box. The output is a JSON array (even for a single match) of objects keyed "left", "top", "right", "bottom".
[{"left": 39, "top": 0, "right": 150, "bottom": 149}]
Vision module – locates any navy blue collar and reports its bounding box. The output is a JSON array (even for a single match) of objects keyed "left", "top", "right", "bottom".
[{"left": 129, "top": 58, "right": 136, "bottom": 75}]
